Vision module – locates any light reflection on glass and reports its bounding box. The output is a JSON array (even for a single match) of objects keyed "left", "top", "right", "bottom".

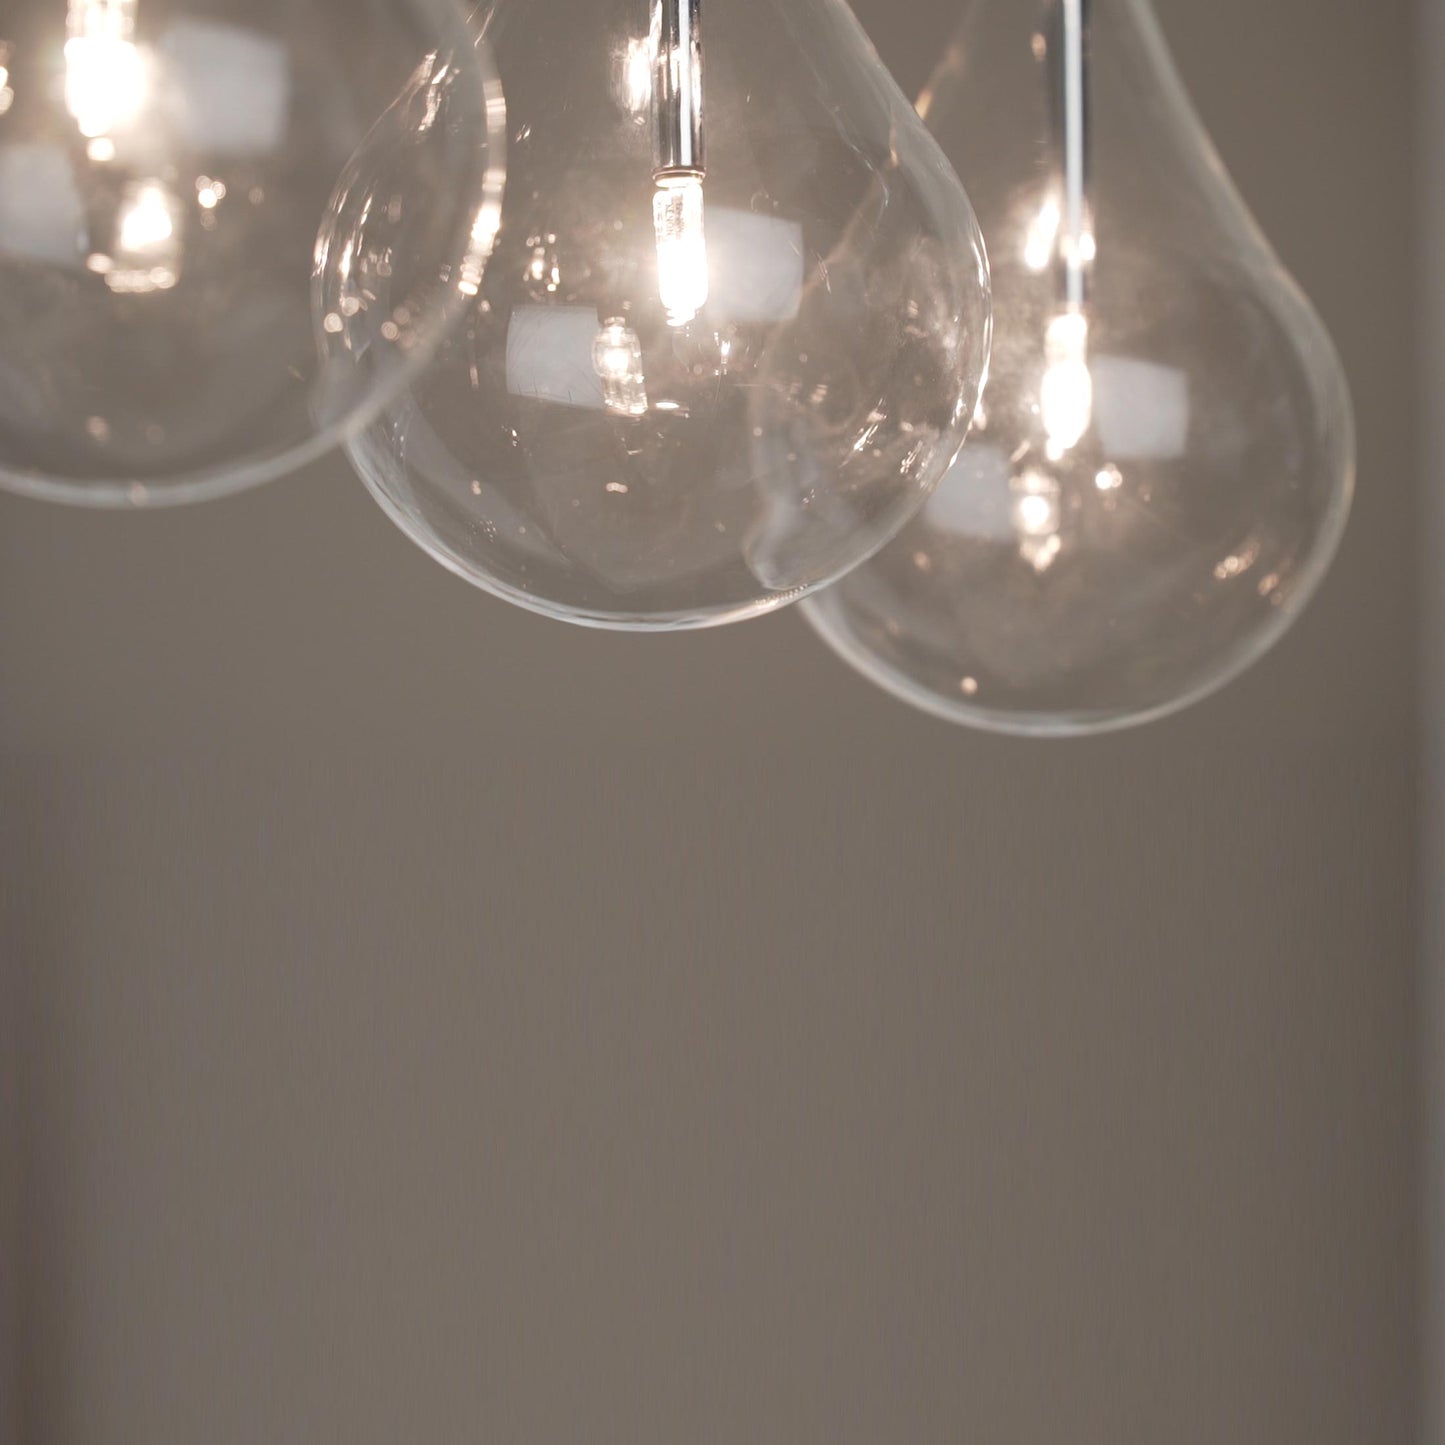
[
  {"left": 505, "top": 304, "right": 609, "bottom": 409},
  {"left": 1020, "top": 188, "right": 1095, "bottom": 273},
  {"left": 1214, "top": 535, "right": 1261, "bottom": 582},
  {"left": 107, "top": 176, "right": 182, "bottom": 291},
  {"left": 705, "top": 207, "right": 802, "bottom": 323},
  {"left": 1023, "top": 194, "right": 1060, "bottom": 272},
  {"left": 1039, "top": 308, "right": 1092, "bottom": 459},
  {"left": 1011, "top": 465, "right": 1062, "bottom": 572},
  {"left": 616, "top": 34, "right": 653, "bottom": 117},
  {"left": 157, "top": 20, "right": 289, "bottom": 156},
  {"left": 592, "top": 318, "right": 648, "bottom": 416}
]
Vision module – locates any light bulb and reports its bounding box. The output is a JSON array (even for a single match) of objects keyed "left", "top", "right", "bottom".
[
  {"left": 65, "top": 0, "right": 147, "bottom": 142},
  {"left": 339, "top": 0, "right": 991, "bottom": 631},
  {"left": 803, "top": 0, "right": 1354, "bottom": 734},
  {"left": 653, "top": 174, "right": 708, "bottom": 327},
  {"left": 0, "top": 0, "right": 501, "bottom": 508}
]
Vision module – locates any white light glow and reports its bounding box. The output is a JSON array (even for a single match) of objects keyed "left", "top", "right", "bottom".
[
  {"left": 107, "top": 177, "right": 181, "bottom": 291},
  {"left": 654, "top": 175, "right": 708, "bottom": 327},
  {"left": 1023, "top": 196, "right": 1061, "bottom": 272},
  {"left": 621, "top": 36, "right": 653, "bottom": 115},
  {"left": 1021, "top": 193, "right": 1093, "bottom": 275},
  {"left": 1040, "top": 309, "right": 1093, "bottom": 458},
  {"left": 65, "top": 0, "right": 147, "bottom": 141},
  {"left": 1013, "top": 469, "right": 1061, "bottom": 537},
  {"left": 119, "top": 182, "right": 172, "bottom": 250},
  {"left": 457, "top": 204, "right": 500, "bottom": 299}
]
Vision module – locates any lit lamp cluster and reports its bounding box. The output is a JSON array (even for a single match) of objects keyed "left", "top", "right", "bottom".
[{"left": 0, "top": 0, "right": 1353, "bottom": 736}]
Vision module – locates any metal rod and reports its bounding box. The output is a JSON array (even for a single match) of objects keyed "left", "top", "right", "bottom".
[
  {"left": 654, "top": 0, "right": 705, "bottom": 178},
  {"left": 1049, "top": 0, "right": 1091, "bottom": 307}
]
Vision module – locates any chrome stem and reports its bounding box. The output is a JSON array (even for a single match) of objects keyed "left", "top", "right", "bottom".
[
  {"left": 1050, "top": 0, "right": 1090, "bottom": 307},
  {"left": 654, "top": 0, "right": 705, "bottom": 179}
]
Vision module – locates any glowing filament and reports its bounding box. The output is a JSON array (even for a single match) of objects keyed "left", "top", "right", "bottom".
[
  {"left": 653, "top": 175, "right": 708, "bottom": 327},
  {"left": 65, "top": 0, "right": 147, "bottom": 141},
  {"left": 1040, "top": 309, "right": 1093, "bottom": 459}
]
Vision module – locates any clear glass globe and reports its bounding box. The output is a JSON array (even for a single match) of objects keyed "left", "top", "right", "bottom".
[
  {"left": 342, "top": 0, "right": 991, "bottom": 631},
  {"left": 802, "top": 0, "right": 1355, "bottom": 734},
  {"left": 0, "top": 0, "right": 500, "bottom": 508}
]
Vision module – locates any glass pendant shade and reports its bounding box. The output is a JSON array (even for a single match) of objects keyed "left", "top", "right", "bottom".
[
  {"left": 343, "top": 0, "right": 991, "bottom": 631},
  {"left": 0, "top": 0, "right": 499, "bottom": 507},
  {"left": 802, "top": 0, "right": 1355, "bottom": 734}
]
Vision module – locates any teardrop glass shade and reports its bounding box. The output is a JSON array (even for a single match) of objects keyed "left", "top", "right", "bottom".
[
  {"left": 802, "top": 0, "right": 1354, "bottom": 734},
  {"left": 0, "top": 0, "right": 500, "bottom": 508},
  {"left": 344, "top": 0, "right": 991, "bottom": 631}
]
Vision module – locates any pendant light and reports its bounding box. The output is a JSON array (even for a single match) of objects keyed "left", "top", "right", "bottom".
[
  {"left": 339, "top": 0, "right": 992, "bottom": 631},
  {"left": 0, "top": 0, "right": 502, "bottom": 508},
  {"left": 802, "top": 0, "right": 1354, "bottom": 734}
]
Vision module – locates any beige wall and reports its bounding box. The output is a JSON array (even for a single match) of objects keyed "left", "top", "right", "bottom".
[
  {"left": 0, "top": 0, "right": 1420, "bottom": 1440},
  {"left": 1421, "top": 0, "right": 1444, "bottom": 1438}
]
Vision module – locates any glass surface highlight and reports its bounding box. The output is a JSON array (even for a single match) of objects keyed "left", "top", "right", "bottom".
[
  {"left": 0, "top": 0, "right": 499, "bottom": 507},
  {"left": 802, "top": 0, "right": 1355, "bottom": 734},
  {"left": 344, "top": 0, "right": 991, "bottom": 631}
]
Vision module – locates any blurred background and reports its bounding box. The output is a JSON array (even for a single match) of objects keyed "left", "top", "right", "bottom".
[{"left": 0, "top": 0, "right": 1432, "bottom": 1440}]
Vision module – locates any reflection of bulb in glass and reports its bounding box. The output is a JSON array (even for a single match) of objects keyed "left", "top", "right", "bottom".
[
  {"left": 0, "top": 0, "right": 501, "bottom": 508},
  {"left": 343, "top": 0, "right": 991, "bottom": 631},
  {"left": 1039, "top": 308, "right": 1091, "bottom": 457},
  {"left": 1023, "top": 195, "right": 1060, "bottom": 272},
  {"left": 592, "top": 317, "right": 649, "bottom": 415},
  {"left": 804, "top": 0, "right": 1354, "bottom": 735},
  {"left": 653, "top": 175, "right": 708, "bottom": 327},
  {"left": 117, "top": 181, "right": 173, "bottom": 251},
  {"left": 1011, "top": 466, "right": 1062, "bottom": 573},
  {"left": 616, "top": 34, "right": 655, "bottom": 118},
  {"left": 105, "top": 177, "right": 182, "bottom": 292}
]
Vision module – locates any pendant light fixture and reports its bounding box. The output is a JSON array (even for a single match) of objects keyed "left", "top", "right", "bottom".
[
  {"left": 339, "top": 0, "right": 992, "bottom": 631},
  {"left": 0, "top": 0, "right": 501, "bottom": 508},
  {"left": 802, "top": 0, "right": 1354, "bottom": 734}
]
